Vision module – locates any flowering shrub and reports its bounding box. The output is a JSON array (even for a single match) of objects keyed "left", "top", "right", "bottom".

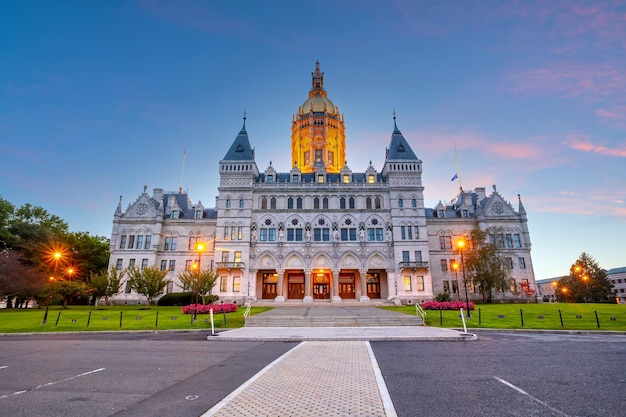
[
  {"left": 518, "top": 281, "right": 536, "bottom": 297},
  {"left": 182, "top": 303, "right": 238, "bottom": 314},
  {"left": 421, "top": 301, "right": 475, "bottom": 311}
]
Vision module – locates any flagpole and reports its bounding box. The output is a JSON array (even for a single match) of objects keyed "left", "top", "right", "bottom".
[
  {"left": 454, "top": 142, "right": 463, "bottom": 193},
  {"left": 179, "top": 147, "right": 186, "bottom": 194}
]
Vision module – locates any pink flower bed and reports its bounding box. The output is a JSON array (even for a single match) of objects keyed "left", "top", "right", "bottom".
[
  {"left": 421, "top": 301, "right": 475, "bottom": 311},
  {"left": 182, "top": 304, "right": 238, "bottom": 314}
]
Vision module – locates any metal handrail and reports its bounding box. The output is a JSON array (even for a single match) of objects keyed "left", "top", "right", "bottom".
[
  {"left": 415, "top": 303, "right": 426, "bottom": 321},
  {"left": 243, "top": 302, "right": 252, "bottom": 320}
]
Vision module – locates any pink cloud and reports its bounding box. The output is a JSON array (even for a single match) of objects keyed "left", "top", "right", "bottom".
[{"left": 565, "top": 134, "right": 626, "bottom": 157}]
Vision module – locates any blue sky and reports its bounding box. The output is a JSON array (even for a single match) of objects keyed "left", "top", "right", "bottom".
[{"left": 1, "top": 0, "right": 625, "bottom": 279}]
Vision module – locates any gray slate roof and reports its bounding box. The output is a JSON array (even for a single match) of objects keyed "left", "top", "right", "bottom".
[
  {"left": 386, "top": 120, "right": 418, "bottom": 160},
  {"left": 223, "top": 122, "right": 255, "bottom": 161}
]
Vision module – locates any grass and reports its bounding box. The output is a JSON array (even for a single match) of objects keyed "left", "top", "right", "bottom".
[
  {"left": 2, "top": 303, "right": 625, "bottom": 333},
  {"left": 382, "top": 303, "right": 626, "bottom": 331},
  {"left": 0, "top": 305, "right": 273, "bottom": 333}
]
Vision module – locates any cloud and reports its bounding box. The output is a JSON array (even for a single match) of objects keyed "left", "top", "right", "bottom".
[
  {"left": 565, "top": 134, "right": 626, "bottom": 157},
  {"left": 526, "top": 189, "right": 626, "bottom": 220}
]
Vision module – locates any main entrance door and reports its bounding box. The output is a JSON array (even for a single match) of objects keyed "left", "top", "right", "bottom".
[
  {"left": 339, "top": 273, "right": 355, "bottom": 299},
  {"left": 313, "top": 272, "right": 331, "bottom": 300},
  {"left": 288, "top": 273, "right": 305, "bottom": 299},
  {"left": 262, "top": 272, "right": 278, "bottom": 299},
  {"left": 366, "top": 272, "right": 381, "bottom": 298}
]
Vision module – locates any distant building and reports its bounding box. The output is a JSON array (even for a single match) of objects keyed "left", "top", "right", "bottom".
[
  {"left": 607, "top": 267, "right": 626, "bottom": 304},
  {"left": 536, "top": 277, "right": 561, "bottom": 302},
  {"left": 107, "top": 62, "right": 536, "bottom": 305}
]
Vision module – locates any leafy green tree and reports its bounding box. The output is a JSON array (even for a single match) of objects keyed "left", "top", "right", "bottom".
[
  {"left": 556, "top": 253, "right": 614, "bottom": 303},
  {"left": 127, "top": 266, "right": 169, "bottom": 308},
  {"left": 90, "top": 268, "right": 124, "bottom": 306},
  {"left": 177, "top": 268, "right": 220, "bottom": 304},
  {"left": 65, "top": 232, "right": 110, "bottom": 280},
  {"left": 0, "top": 197, "right": 16, "bottom": 249},
  {"left": 53, "top": 279, "right": 92, "bottom": 309},
  {"left": 0, "top": 249, "right": 46, "bottom": 308},
  {"left": 462, "top": 226, "right": 511, "bottom": 303}
]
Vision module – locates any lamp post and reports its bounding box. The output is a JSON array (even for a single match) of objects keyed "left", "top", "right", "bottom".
[
  {"left": 451, "top": 261, "right": 460, "bottom": 301},
  {"left": 456, "top": 239, "right": 471, "bottom": 318},
  {"left": 42, "top": 251, "right": 62, "bottom": 324},
  {"left": 193, "top": 242, "right": 205, "bottom": 321}
]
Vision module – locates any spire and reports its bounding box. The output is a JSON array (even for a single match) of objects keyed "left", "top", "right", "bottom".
[
  {"left": 386, "top": 112, "right": 417, "bottom": 160},
  {"left": 222, "top": 113, "right": 255, "bottom": 161},
  {"left": 309, "top": 61, "right": 327, "bottom": 98},
  {"left": 115, "top": 196, "right": 122, "bottom": 215},
  {"left": 518, "top": 194, "right": 527, "bottom": 215}
]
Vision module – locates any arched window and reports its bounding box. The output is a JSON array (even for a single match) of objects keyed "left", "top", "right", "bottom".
[
  {"left": 375, "top": 196, "right": 381, "bottom": 209},
  {"left": 287, "top": 197, "right": 294, "bottom": 209},
  {"left": 261, "top": 197, "right": 267, "bottom": 210},
  {"left": 270, "top": 197, "right": 277, "bottom": 209},
  {"left": 349, "top": 197, "right": 355, "bottom": 209},
  {"left": 314, "top": 197, "right": 320, "bottom": 209},
  {"left": 398, "top": 198, "right": 403, "bottom": 208},
  {"left": 322, "top": 197, "right": 329, "bottom": 209},
  {"left": 297, "top": 197, "right": 303, "bottom": 209},
  {"left": 340, "top": 197, "right": 346, "bottom": 209},
  {"left": 366, "top": 197, "right": 372, "bottom": 209},
  {"left": 226, "top": 199, "right": 231, "bottom": 208}
]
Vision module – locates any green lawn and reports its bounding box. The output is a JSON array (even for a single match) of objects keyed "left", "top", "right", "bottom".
[
  {"left": 0, "top": 305, "right": 273, "bottom": 333},
  {"left": 382, "top": 303, "right": 626, "bottom": 331}
]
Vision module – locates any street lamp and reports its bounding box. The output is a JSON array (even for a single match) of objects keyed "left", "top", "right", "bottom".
[
  {"left": 193, "top": 242, "right": 205, "bottom": 321},
  {"left": 451, "top": 261, "right": 460, "bottom": 301},
  {"left": 456, "top": 239, "right": 471, "bottom": 318},
  {"left": 42, "top": 251, "right": 62, "bottom": 324}
]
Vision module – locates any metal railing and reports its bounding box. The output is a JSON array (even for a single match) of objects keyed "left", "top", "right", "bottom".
[
  {"left": 216, "top": 262, "right": 245, "bottom": 269},
  {"left": 243, "top": 302, "right": 252, "bottom": 320},
  {"left": 415, "top": 303, "right": 426, "bottom": 321},
  {"left": 399, "top": 261, "right": 430, "bottom": 269}
]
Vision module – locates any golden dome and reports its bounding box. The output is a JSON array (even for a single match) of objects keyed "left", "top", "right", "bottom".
[{"left": 298, "top": 93, "right": 338, "bottom": 115}]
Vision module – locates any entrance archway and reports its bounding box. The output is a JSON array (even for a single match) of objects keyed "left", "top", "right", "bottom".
[{"left": 312, "top": 271, "right": 331, "bottom": 300}]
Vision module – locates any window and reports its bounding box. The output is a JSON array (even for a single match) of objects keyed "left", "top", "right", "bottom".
[
  {"left": 239, "top": 199, "right": 244, "bottom": 209},
  {"left": 440, "top": 259, "right": 448, "bottom": 272},
  {"left": 160, "top": 260, "right": 167, "bottom": 271},
  {"left": 222, "top": 251, "right": 229, "bottom": 263},
  {"left": 519, "top": 257, "right": 526, "bottom": 269},
  {"left": 287, "top": 228, "right": 303, "bottom": 241},
  {"left": 343, "top": 174, "right": 349, "bottom": 183},
  {"left": 322, "top": 197, "right": 328, "bottom": 209},
  {"left": 404, "top": 276, "right": 412, "bottom": 291},
  {"left": 188, "top": 236, "right": 197, "bottom": 250},
  {"left": 237, "top": 226, "right": 243, "bottom": 240},
  {"left": 414, "top": 251, "right": 422, "bottom": 262},
  {"left": 233, "top": 277, "right": 241, "bottom": 292},
  {"left": 452, "top": 280, "right": 458, "bottom": 294},
  {"left": 496, "top": 234, "right": 505, "bottom": 248},
  {"left": 443, "top": 281, "right": 450, "bottom": 293},
  {"left": 125, "top": 281, "right": 131, "bottom": 293},
  {"left": 340, "top": 228, "right": 357, "bottom": 241},
  {"left": 230, "top": 227, "right": 236, "bottom": 240},
  {"left": 401, "top": 226, "right": 406, "bottom": 240},
  {"left": 462, "top": 209, "right": 469, "bottom": 218},
  {"left": 375, "top": 197, "right": 381, "bottom": 209},
  {"left": 234, "top": 251, "right": 242, "bottom": 263},
  {"left": 220, "top": 276, "right": 228, "bottom": 292},
  {"left": 411, "top": 199, "right": 417, "bottom": 208},
  {"left": 505, "top": 257, "right": 513, "bottom": 269},
  {"left": 185, "top": 260, "right": 193, "bottom": 271},
  {"left": 297, "top": 197, "right": 303, "bottom": 209},
  {"left": 314, "top": 227, "right": 330, "bottom": 241},
  {"left": 366, "top": 197, "right": 372, "bottom": 209},
  {"left": 398, "top": 198, "right": 403, "bottom": 208},
  {"left": 402, "top": 251, "right": 410, "bottom": 262},
  {"left": 449, "top": 259, "right": 456, "bottom": 270},
  {"left": 439, "top": 236, "right": 452, "bottom": 250},
  {"left": 314, "top": 197, "right": 320, "bottom": 209},
  {"left": 141, "top": 259, "right": 148, "bottom": 270},
  {"left": 144, "top": 235, "right": 151, "bottom": 249},
  {"left": 270, "top": 197, "right": 276, "bottom": 209},
  {"left": 224, "top": 226, "right": 229, "bottom": 240},
  {"left": 128, "top": 235, "right": 135, "bottom": 250},
  {"left": 368, "top": 174, "right": 375, "bottom": 183},
  {"left": 514, "top": 234, "right": 522, "bottom": 248},
  {"left": 267, "top": 175, "right": 273, "bottom": 183},
  {"left": 129, "top": 259, "right": 135, "bottom": 268},
  {"left": 288, "top": 197, "right": 294, "bottom": 209},
  {"left": 195, "top": 210, "right": 203, "bottom": 218},
  {"left": 164, "top": 237, "right": 177, "bottom": 251},
  {"left": 340, "top": 197, "right": 346, "bottom": 209},
  {"left": 318, "top": 175, "right": 324, "bottom": 183},
  {"left": 136, "top": 235, "right": 143, "bottom": 249},
  {"left": 349, "top": 197, "right": 355, "bottom": 209},
  {"left": 166, "top": 281, "right": 173, "bottom": 294},
  {"left": 292, "top": 175, "right": 299, "bottom": 183},
  {"left": 116, "top": 259, "right": 123, "bottom": 270},
  {"left": 505, "top": 234, "right": 513, "bottom": 248},
  {"left": 413, "top": 226, "right": 419, "bottom": 239},
  {"left": 437, "top": 209, "right": 445, "bottom": 218},
  {"left": 226, "top": 199, "right": 231, "bottom": 208},
  {"left": 416, "top": 276, "right": 424, "bottom": 291},
  {"left": 168, "top": 260, "right": 176, "bottom": 271},
  {"left": 407, "top": 226, "right": 413, "bottom": 240},
  {"left": 261, "top": 197, "right": 267, "bottom": 209}
]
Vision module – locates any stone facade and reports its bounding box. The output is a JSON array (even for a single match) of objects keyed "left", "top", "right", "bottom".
[{"left": 108, "top": 63, "right": 536, "bottom": 305}]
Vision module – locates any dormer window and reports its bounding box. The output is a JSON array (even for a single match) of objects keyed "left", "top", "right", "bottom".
[
  {"left": 267, "top": 175, "right": 273, "bottom": 183},
  {"left": 462, "top": 209, "right": 469, "bottom": 218},
  {"left": 368, "top": 174, "right": 375, "bottom": 184},
  {"left": 437, "top": 209, "right": 445, "bottom": 218},
  {"left": 172, "top": 210, "right": 179, "bottom": 219},
  {"left": 195, "top": 210, "right": 202, "bottom": 219},
  {"left": 292, "top": 175, "right": 299, "bottom": 183},
  {"left": 317, "top": 174, "right": 324, "bottom": 183},
  {"left": 343, "top": 174, "right": 349, "bottom": 183}
]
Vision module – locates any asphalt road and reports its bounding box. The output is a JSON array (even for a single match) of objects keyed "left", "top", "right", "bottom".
[{"left": 0, "top": 331, "right": 624, "bottom": 416}]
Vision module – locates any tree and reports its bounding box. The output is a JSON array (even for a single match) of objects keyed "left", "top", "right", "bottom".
[
  {"left": 127, "top": 266, "right": 169, "bottom": 308},
  {"left": 177, "top": 268, "right": 220, "bottom": 305},
  {"left": 65, "top": 232, "right": 110, "bottom": 282},
  {"left": 90, "top": 268, "right": 124, "bottom": 306},
  {"left": 54, "top": 279, "right": 92, "bottom": 309},
  {"left": 556, "top": 253, "right": 614, "bottom": 303},
  {"left": 462, "top": 226, "right": 511, "bottom": 303},
  {"left": 0, "top": 249, "right": 46, "bottom": 308}
]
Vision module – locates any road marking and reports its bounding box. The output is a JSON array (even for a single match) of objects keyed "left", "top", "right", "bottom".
[
  {"left": 0, "top": 368, "right": 105, "bottom": 400},
  {"left": 494, "top": 376, "right": 572, "bottom": 417},
  {"left": 366, "top": 341, "right": 398, "bottom": 417}
]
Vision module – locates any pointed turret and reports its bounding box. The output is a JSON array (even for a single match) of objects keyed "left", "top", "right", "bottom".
[
  {"left": 223, "top": 114, "right": 255, "bottom": 161},
  {"left": 385, "top": 114, "right": 418, "bottom": 161},
  {"left": 518, "top": 194, "right": 527, "bottom": 216}
]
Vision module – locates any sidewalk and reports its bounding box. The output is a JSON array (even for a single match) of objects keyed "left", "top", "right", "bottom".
[{"left": 201, "top": 341, "right": 397, "bottom": 417}]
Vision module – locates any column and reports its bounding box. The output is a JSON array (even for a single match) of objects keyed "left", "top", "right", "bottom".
[
  {"left": 332, "top": 269, "right": 341, "bottom": 303},
  {"left": 275, "top": 269, "right": 285, "bottom": 303},
  {"left": 359, "top": 268, "right": 370, "bottom": 303},
  {"left": 304, "top": 268, "right": 313, "bottom": 303}
]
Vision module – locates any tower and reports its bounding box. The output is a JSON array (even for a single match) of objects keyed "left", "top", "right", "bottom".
[{"left": 291, "top": 61, "right": 346, "bottom": 174}]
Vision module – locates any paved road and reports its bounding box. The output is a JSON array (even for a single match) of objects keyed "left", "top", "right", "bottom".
[{"left": 1, "top": 331, "right": 624, "bottom": 416}]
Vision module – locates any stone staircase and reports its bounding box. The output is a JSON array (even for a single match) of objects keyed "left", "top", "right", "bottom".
[{"left": 244, "top": 307, "right": 424, "bottom": 328}]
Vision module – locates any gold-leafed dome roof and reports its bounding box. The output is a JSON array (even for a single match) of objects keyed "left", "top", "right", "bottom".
[{"left": 298, "top": 93, "right": 338, "bottom": 115}]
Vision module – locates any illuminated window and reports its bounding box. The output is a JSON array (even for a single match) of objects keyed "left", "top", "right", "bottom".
[
  {"left": 368, "top": 174, "right": 375, "bottom": 183},
  {"left": 233, "top": 277, "right": 241, "bottom": 292},
  {"left": 416, "top": 276, "right": 424, "bottom": 291},
  {"left": 343, "top": 174, "right": 349, "bottom": 183},
  {"left": 404, "top": 277, "right": 412, "bottom": 291},
  {"left": 168, "top": 260, "right": 175, "bottom": 271},
  {"left": 318, "top": 175, "right": 324, "bottom": 183},
  {"left": 220, "top": 277, "right": 228, "bottom": 292}
]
